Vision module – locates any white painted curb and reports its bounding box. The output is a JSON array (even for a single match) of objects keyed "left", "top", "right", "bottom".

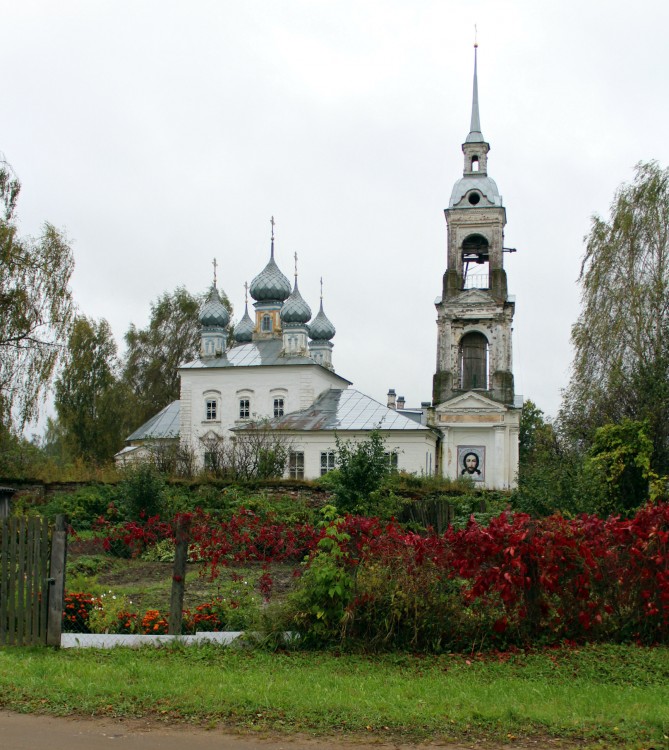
[{"left": 60, "top": 631, "right": 244, "bottom": 648}]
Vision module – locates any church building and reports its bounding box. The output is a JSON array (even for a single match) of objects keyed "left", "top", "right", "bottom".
[
  {"left": 117, "top": 227, "right": 437, "bottom": 479},
  {"left": 117, "top": 46, "right": 520, "bottom": 488}
]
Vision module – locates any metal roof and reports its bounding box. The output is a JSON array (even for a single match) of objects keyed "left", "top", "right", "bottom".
[
  {"left": 126, "top": 400, "right": 181, "bottom": 441},
  {"left": 449, "top": 175, "right": 502, "bottom": 208},
  {"left": 238, "top": 389, "right": 430, "bottom": 432}
]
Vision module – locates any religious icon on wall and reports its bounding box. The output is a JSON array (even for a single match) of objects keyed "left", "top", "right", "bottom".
[{"left": 458, "top": 446, "right": 485, "bottom": 482}]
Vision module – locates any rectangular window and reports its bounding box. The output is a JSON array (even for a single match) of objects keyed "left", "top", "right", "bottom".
[
  {"left": 320, "top": 450, "right": 335, "bottom": 476},
  {"left": 204, "top": 451, "right": 216, "bottom": 471},
  {"left": 273, "top": 397, "right": 284, "bottom": 418},
  {"left": 205, "top": 398, "right": 217, "bottom": 421},
  {"left": 289, "top": 451, "right": 304, "bottom": 480},
  {"left": 239, "top": 399, "right": 250, "bottom": 419},
  {"left": 384, "top": 451, "right": 399, "bottom": 471},
  {"left": 261, "top": 314, "right": 272, "bottom": 332}
]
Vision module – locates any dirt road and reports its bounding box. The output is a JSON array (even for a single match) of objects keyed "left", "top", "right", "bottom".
[{"left": 0, "top": 711, "right": 483, "bottom": 750}]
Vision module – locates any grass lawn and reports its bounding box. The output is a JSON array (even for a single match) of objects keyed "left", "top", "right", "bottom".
[{"left": 0, "top": 643, "right": 667, "bottom": 748}]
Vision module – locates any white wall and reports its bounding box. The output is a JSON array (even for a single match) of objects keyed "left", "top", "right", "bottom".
[
  {"left": 284, "top": 430, "right": 437, "bottom": 480},
  {"left": 179, "top": 363, "right": 348, "bottom": 461}
]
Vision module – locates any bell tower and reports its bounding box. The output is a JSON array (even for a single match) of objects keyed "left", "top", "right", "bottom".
[{"left": 430, "top": 45, "right": 520, "bottom": 489}]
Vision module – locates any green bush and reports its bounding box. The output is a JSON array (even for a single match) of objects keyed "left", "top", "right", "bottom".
[
  {"left": 330, "top": 431, "right": 392, "bottom": 514},
  {"left": 40, "top": 485, "right": 122, "bottom": 529},
  {"left": 119, "top": 463, "right": 166, "bottom": 519},
  {"left": 280, "top": 507, "right": 355, "bottom": 647}
]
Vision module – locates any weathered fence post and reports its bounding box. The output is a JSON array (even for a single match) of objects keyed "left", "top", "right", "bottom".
[
  {"left": 168, "top": 516, "right": 191, "bottom": 635},
  {"left": 46, "top": 515, "right": 68, "bottom": 647}
]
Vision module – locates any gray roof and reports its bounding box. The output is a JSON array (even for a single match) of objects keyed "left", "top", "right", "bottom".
[
  {"left": 180, "top": 339, "right": 350, "bottom": 383},
  {"left": 240, "top": 388, "right": 429, "bottom": 432},
  {"left": 449, "top": 175, "right": 502, "bottom": 208},
  {"left": 126, "top": 400, "right": 180, "bottom": 441}
]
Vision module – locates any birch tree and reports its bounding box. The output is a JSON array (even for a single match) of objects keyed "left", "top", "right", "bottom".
[
  {"left": 560, "top": 161, "right": 669, "bottom": 472},
  {"left": 0, "top": 157, "right": 74, "bottom": 427}
]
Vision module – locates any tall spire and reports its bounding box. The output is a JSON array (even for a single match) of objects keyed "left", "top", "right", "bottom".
[{"left": 466, "top": 40, "right": 484, "bottom": 144}]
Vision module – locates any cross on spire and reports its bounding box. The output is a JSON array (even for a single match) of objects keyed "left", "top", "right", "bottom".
[
  {"left": 212, "top": 257, "right": 218, "bottom": 287},
  {"left": 294, "top": 251, "right": 298, "bottom": 279},
  {"left": 244, "top": 281, "right": 248, "bottom": 304},
  {"left": 320, "top": 276, "right": 323, "bottom": 301}
]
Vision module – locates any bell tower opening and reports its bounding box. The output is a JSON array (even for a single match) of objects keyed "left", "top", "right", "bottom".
[
  {"left": 462, "top": 233, "right": 489, "bottom": 289},
  {"left": 459, "top": 331, "right": 489, "bottom": 390}
]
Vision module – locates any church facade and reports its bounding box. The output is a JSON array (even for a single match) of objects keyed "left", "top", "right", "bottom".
[{"left": 117, "top": 48, "right": 520, "bottom": 488}]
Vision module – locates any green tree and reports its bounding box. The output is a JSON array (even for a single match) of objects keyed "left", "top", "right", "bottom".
[
  {"left": 585, "top": 419, "right": 653, "bottom": 515},
  {"left": 519, "top": 399, "right": 548, "bottom": 464},
  {"left": 54, "top": 316, "right": 132, "bottom": 463},
  {"left": 560, "top": 161, "right": 669, "bottom": 474},
  {"left": 123, "top": 287, "right": 228, "bottom": 425},
  {"left": 331, "top": 430, "right": 393, "bottom": 514},
  {"left": 0, "top": 156, "right": 75, "bottom": 428}
]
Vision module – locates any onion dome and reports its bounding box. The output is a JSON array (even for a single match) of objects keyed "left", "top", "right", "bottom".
[
  {"left": 280, "top": 280, "right": 311, "bottom": 324},
  {"left": 308, "top": 300, "right": 336, "bottom": 340},
  {"left": 199, "top": 286, "right": 230, "bottom": 328},
  {"left": 249, "top": 232, "right": 292, "bottom": 301},
  {"left": 234, "top": 304, "right": 254, "bottom": 342}
]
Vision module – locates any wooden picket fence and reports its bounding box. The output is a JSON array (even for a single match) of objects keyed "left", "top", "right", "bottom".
[{"left": 0, "top": 515, "right": 67, "bottom": 646}]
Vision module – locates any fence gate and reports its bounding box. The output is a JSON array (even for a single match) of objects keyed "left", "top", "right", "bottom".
[{"left": 0, "top": 515, "right": 67, "bottom": 646}]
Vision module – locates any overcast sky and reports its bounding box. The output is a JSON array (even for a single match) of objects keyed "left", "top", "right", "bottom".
[{"left": 3, "top": 0, "right": 669, "bottom": 426}]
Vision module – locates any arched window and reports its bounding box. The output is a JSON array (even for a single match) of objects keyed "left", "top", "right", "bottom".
[
  {"left": 261, "top": 314, "right": 272, "bottom": 332},
  {"left": 459, "top": 332, "right": 489, "bottom": 390}
]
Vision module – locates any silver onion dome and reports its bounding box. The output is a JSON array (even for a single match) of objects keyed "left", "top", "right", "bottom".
[
  {"left": 280, "top": 280, "right": 312, "bottom": 324},
  {"left": 234, "top": 305, "right": 254, "bottom": 342},
  {"left": 199, "top": 286, "right": 230, "bottom": 327},
  {"left": 249, "top": 255, "right": 291, "bottom": 302},
  {"left": 308, "top": 300, "right": 336, "bottom": 340}
]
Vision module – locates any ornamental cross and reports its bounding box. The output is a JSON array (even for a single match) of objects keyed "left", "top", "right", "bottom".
[
  {"left": 244, "top": 281, "right": 249, "bottom": 304},
  {"left": 212, "top": 257, "right": 218, "bottom": 286},
  {"left": 294, "top": 251, "right": 298, "bottom": 278},
  {"left": 270, "top": 215, "right": 275, "bottom": 241}
]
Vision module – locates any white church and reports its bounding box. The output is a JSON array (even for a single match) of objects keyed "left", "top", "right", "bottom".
[{"left": 116, "top": 49, "right": 522, "bottom": 488}]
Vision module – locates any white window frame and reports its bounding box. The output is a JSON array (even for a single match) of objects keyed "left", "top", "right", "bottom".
[
  {"left": 289, "top": 451, "right": 304, "bottom": 479},
  {"left": 273, "top": 397, "right": 285, "bottom": 418},
  {"left": 320, "top": 450, "right": 336, "bottom": 476}
]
